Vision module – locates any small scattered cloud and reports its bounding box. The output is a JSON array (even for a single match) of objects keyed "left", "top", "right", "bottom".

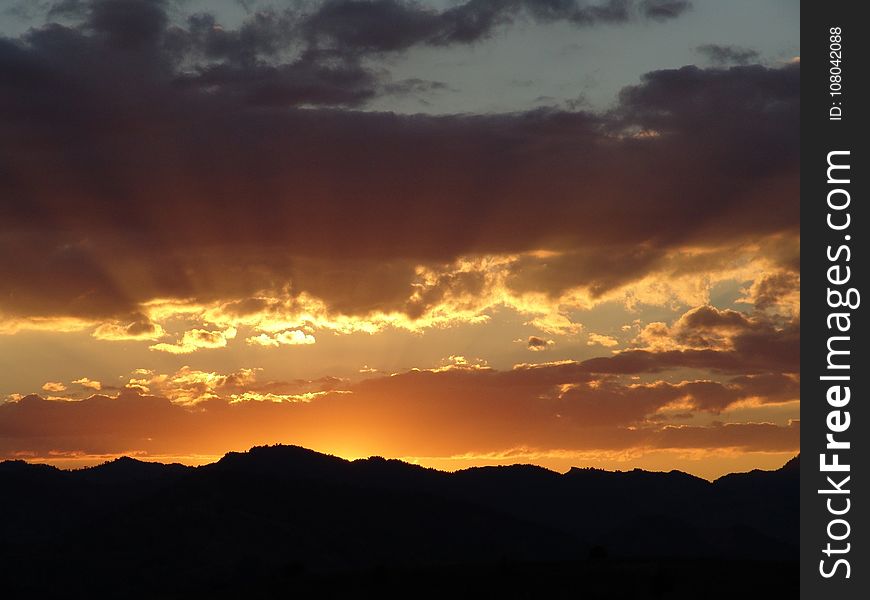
[
  {"left": 696, "top": 44, "right": 760, "bottom": 66},
  {"left": 93, "top": 314, "right": 165, "bottom": 341},
  {"left": 642, "top": 0, "right": 692, "bottom": 20},
  {"left": 72, "top": 377, "right": 102, "bottom": 390},
  {"left": 526, "top": 336, "right": 555, "bottom": 351},
  {"left": 150, "top": 328, "right": 237, "bottom": 354},
  {"left": 587, "top": 333, "right": 619, "bottom": 347},
  {"left": 246, "top": 329, "right": 316, "bottom": 347}
]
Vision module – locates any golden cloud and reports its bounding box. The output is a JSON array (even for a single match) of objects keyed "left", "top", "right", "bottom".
[
  {"left": 149, "top": 327, "right": 237, "bottom": 354},
  {"left": 587, "top": 333, "right": 619, "bottom": 347},
  {"left": 72, "top": 378, "right": 102, "bottom": 391},
  {"left": 92, "top": 313, "right": 166, "bottom": 341},
  {"left": 246, "top": 329, "right": 316, "bottom": 347},
  {"left": 40, "top": 237, "right": 790, "bottom": 358}
]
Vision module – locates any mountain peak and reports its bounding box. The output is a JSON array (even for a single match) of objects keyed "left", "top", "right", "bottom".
[{"left": 780, "top": 454, "right": 800, "bottom": 471}]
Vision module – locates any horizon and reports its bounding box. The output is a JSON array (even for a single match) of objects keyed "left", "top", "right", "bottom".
[{"left": 5, "top": 438, "right": 800, "bottom": 482}]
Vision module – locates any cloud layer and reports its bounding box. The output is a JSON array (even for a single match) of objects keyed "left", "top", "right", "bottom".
[
  {"left": 1, "top": 356, "right": 798, "bottom": 463},
  {"left": 0, "top": 0, "right": 799, "bottom": 330}
]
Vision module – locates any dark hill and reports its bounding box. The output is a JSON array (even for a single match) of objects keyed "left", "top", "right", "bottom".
[{"left": 0, "top": 446, "right": 798, "bottom": 599}]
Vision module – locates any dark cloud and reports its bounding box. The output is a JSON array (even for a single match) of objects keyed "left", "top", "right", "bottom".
[
  {"left": 0, "top": 1, "right": 795, "bottom": 322},
  {"left": 505, "top": 246, "right": 665, "bottom": 299},
  {"left": 87, "top": 0, "right": 169, "bottom": 49},
  {"left": 302, "top": 0, "right": 452, "bottom": 52},
  {"left": 46, "top": 0, "right": 90, "bottom": 19},
  {"left": 614, "top": 64, "right": 799, "bottom": 171},
  {"left": 177, "top": 9, "right": 300, "bottom": 65},
  {"left": 603, "top": 307, "right": 800, "bottom": 375},
  {"left": 582, "top": 316, "right": 800, "bottom": 375},
  {"left": 176, "top": 52, "right": 380, "bottom": 107},
  {"left": 696, "top": 43, "right": 760, "bottom": 66},
  {"left": 664, "top": 305, "right": 773, "bottom": 350},
  {"left": 303, "top": 0, "right": 691, "bottom": 53},
  {"left": 526, "top": 336, "right": 553, "bottom": 351},
  {"left": 383, "top": 77, "right": 450, "bottom": 96},
  {"left": 36, "top": 0, "right": 690, "bottom": 66},
  {"left": 749, "top": 271, "right": 800, "bottom": 312},
  {"left": 641, "top": 0, "right": 690, "bottom": 20},
  {"left": 679, "top": 305, "right": 754, "bottom": 330}
]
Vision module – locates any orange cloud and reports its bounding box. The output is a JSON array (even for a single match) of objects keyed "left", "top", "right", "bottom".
[
  {"left": 92, "top": 313, "right": 166, "bottom": 341},
  {"left": 246, "top": 329, "right": 316, "bottom": 347},
  {"left": 587, "top": 333, "right": 619, "bottom": 347},
  {"left": 72, "top": 378, "right": 102, "bottom": 391},
  {"left": 2, "top": 352, "right": 798, "bottom": 476},
  {"left": 149, "top": 327, "right": 237, "bottom": 354}
]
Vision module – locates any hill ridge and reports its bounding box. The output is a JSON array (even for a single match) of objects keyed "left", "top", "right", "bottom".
[{"left": 1, "top": 444, "right": 799, "bottom": 481}]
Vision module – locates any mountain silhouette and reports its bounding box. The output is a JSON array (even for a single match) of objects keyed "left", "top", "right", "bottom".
[{"left": 0, "top": 446, "right": 798, "bottom": 599}]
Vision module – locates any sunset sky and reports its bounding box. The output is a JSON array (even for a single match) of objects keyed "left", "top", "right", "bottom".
[{"left": 0, "top": 0, "right": 799, "bottom": 479}]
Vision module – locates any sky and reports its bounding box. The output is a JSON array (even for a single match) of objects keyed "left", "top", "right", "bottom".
[{"left": 0, "top": 0, "right": 799, "bottom": 479}]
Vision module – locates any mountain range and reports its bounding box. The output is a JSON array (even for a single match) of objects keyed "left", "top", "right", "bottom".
[{"left": 0, "top": 446, "right": 799, "bottom": 598}]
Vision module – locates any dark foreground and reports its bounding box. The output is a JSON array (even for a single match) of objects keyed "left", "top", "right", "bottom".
[
  {"left": 6, "top": 557, "right": 798, "bottom": 599},
  {"left": 0, "top": 446, "right": 798, "bottom": 598}
]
